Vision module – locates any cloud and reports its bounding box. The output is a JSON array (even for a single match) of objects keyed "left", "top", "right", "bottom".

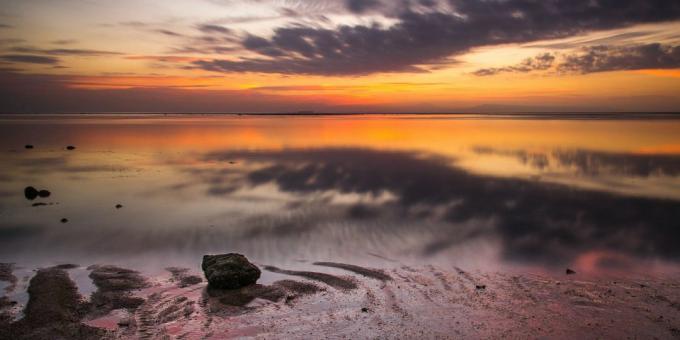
[
  {"left": 155, "top": 29, "right": 184, "bottom": 37},
  {"left": 10, "top": 46, "right": 123, "bottom": 56},
  {"left": 473, "top": 43, "right": 680, "bottom": 76},
  {"left": 558, "top": 43, "right": 680, "bottom": 74},
  {"left": 196, "top": 24, "right": 232, "bottom": 34},
  {"left": 192, "top": 0, "right": 680, "bottom": 76},
  {"left": 51, "top": 39, "right": 77, "bottom": 45},
  {"left": 0, "top": 54, "right": 59, "bottom": 64},
  {"left": 473, "top": 53, "right": 556, "bottom": 76},
  {"left": 345, "top": 0, "right": 382, "bottom": 13}
]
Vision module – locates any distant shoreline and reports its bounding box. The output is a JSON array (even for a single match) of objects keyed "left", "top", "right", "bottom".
[{"left": 1, "top": 112, "right": 680, "bottom": 117}]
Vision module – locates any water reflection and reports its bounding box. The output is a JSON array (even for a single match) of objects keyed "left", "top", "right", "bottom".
[
  {"left": 0, "top": 115, "right": 679, "bottom": 275},
  {"left": 194, "top": 148, "right": 680, "bottom": 265}
]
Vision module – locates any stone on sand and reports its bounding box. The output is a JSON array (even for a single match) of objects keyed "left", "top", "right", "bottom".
[{"left": 202, "top": 253, "right": 261, "bottom": 289}]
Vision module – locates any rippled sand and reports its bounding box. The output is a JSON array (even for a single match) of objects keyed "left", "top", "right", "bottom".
[{"left": 2, "top": 262, "right": 680, "bottom": 339}]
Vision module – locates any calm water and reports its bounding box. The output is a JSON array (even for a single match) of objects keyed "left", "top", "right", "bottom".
[{"left": 1, "top": 114, "right": 680, "bottom": 277}]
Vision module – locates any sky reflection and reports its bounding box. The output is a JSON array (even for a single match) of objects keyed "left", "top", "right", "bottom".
[{"left": 1, "top": 115, "right": 680, "bottom": 275}]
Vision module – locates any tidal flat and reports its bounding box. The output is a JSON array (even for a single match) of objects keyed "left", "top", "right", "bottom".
[{"left": 1, "top": 114, "right": 680, "bottom": 338}]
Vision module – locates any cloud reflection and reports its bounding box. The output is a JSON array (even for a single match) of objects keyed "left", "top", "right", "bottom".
[{"left": 197, "top": 148, "right": 680, "bottom": 265}]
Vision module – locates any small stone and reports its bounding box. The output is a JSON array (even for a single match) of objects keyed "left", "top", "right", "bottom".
[
  {"left": 25, "top": 144, "right": 34, "bottom": 149},
  {"left": 566, "top": 268, "right": 576, "bottom": 275},
  {"left": 476, "top": 285, "right": 486, "bottom": 290},
  {"left": 115, "top": 204, "right": 123, "bottom": 209},
  {"left": 24, "top": 186, "right": 39, "bottom": 200},
  {"left": 202, "top": 253, "right": 261, "bottom": 289},
  {"left": 38, "top": 189, "right": 51, "bottom": 198},
  {"left": 361, "top": 307, "right": 369, "bottom": 313},
  {"left": 66, "top": 145, "right": 76, "bottom": 150},
  {"left": 60, "top": 218, "right": 68, "bottom": 223}
]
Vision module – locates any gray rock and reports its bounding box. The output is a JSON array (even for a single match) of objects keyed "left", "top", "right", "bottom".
[{"left": 202, "top": 254, "right": 261, "bottom": 289}]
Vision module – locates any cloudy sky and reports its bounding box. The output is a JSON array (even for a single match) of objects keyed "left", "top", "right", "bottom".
[{"left": 1, "top": 0, "right": 679, "bottom": 113}]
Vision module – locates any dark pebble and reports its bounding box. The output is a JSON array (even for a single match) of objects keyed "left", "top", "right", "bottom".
[
  {"left": 61, "top": 218, "right": 68, "bottom": 223},
  {"left": 66, "top": 145, "right": 76, "bottom": 150},
  {"left": 361, "top": 307, "right": 369, "bottom": 313},
  {"left": 115, "top": 204, "right": 123, "bottom": 209},
  {"left": 476, "top": 285, "right": 486, "bottom": 290},
  {"left": 25, "top": 144, "right": 34, "bottom": 149},
  {"left": 24, "top": 186, "right": 39, "bottom": 200},
  {"left": 566, "top": 268, "right": 576, "bottom": 275},
  {"left": 38, "top": 189, "right": 51, "bottom": 198}
]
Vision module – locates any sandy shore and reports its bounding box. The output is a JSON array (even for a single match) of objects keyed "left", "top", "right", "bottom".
[{"left": 1, "top": 261, "right": 680, "bottom": 339}]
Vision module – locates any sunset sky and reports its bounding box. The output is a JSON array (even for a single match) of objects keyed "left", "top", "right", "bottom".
[{"left": 1, "top": 0, "right": 680, "bottom": 113}]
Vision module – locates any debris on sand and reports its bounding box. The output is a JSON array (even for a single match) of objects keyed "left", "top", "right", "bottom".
[
  {"left": 24, "top": 145, "right": 33, "bottom": 149},
  {"left": 566, "top": 268, "right": 576, "bottom": 275},
  {"left": 0, "top": 267, "right": 105, "bottom": 340},
  {"left": 88, "top": 265, "right": 149, "bottom": 315},
  {"left": 202, "top": 254, "right": 261, "bottom": 289},
  {"left": 263, "top": 265, "right": 357, "bottom": 290},
  {"left": 66, "top": 145, "right": 76, "bottom": 150},
  {"left": 165, "top": 267, "right": 202, "bottom": 288},
  {"left": 313, "top": 261, "right": 392, "bottom": 281}
]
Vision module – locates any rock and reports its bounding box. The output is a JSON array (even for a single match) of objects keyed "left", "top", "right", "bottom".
[
  {"left": 66, "top": 145, "right": 76, "bottom": 150},
  {"left": 476, "top": 284, "right": 487, "bottom": 290},
  {"left": 24, "top": 187, "right": 50, "bottom": 200},
  {"left": 202, "top": 253, "right": 261, "bottom": 289},
  {"left": 60, "top": 218, "right": 68, "bottom": 223},
  {"left": 25, "top": 145, "right": 34, "bottom": 149},
  {"left": 566, "top": 268, "right": 576, "bottom": 275},
  {"left": 115, "top": 204, "right": 123, "bottom": 209},
  {"left": 24, "top": 186, "right": 39, "bottom": 200},
  {"left": 361, "top": 307, "right": 369, "bottom": 313}
]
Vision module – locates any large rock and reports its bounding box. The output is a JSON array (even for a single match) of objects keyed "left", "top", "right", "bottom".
[{"left": 202, "top": 254, "right": 261, "bottom": 289}]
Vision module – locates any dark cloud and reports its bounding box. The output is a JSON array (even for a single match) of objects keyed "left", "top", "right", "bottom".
[
  {"left": 0, "top": 38, "right": 24, "bottom": 45},
  {"left": 558, "top": 43, "right": 680, "bottom": 74},
  {"left": 474, "top": 43, "right": 680, "bottom": 76},
  {"left": 195, "top": 147, "right": 680, "bottom": 265},
  {"left": 192, "top": 0, "right": 680, "bottom": 76},
  {"left": 197, "top": 24, "right": 232, "bottom": 34},
  {"left": 345, "top": 0, "right": 382, "bottom": 13},
  {"left": 0, "top": 54, "right": 59, "bottom": 64},
  {"left": 473, "top": 53, "right": 555, "bottom": 76},
  {"left": 51, "top": 39, "right": 77, "bottom": 45},
  {"left": 10, "top": 46, "right": 123, "bottom": 56},
  {"left": 155, "top": 29, "right": 184, "bottom": 37}
]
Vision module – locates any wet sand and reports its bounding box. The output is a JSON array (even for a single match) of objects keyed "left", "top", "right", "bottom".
[{"left": 1, "top": 262, "right": 680, "bottom": 339}]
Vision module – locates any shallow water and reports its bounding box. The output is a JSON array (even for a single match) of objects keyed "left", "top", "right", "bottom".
[{"left": 1, "top": 114, "right": 680, "bottom": 276}]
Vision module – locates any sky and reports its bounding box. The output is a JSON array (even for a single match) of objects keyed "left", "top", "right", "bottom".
[{"left": 0, "top": 0, "right": 679, "bottom": 113}]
